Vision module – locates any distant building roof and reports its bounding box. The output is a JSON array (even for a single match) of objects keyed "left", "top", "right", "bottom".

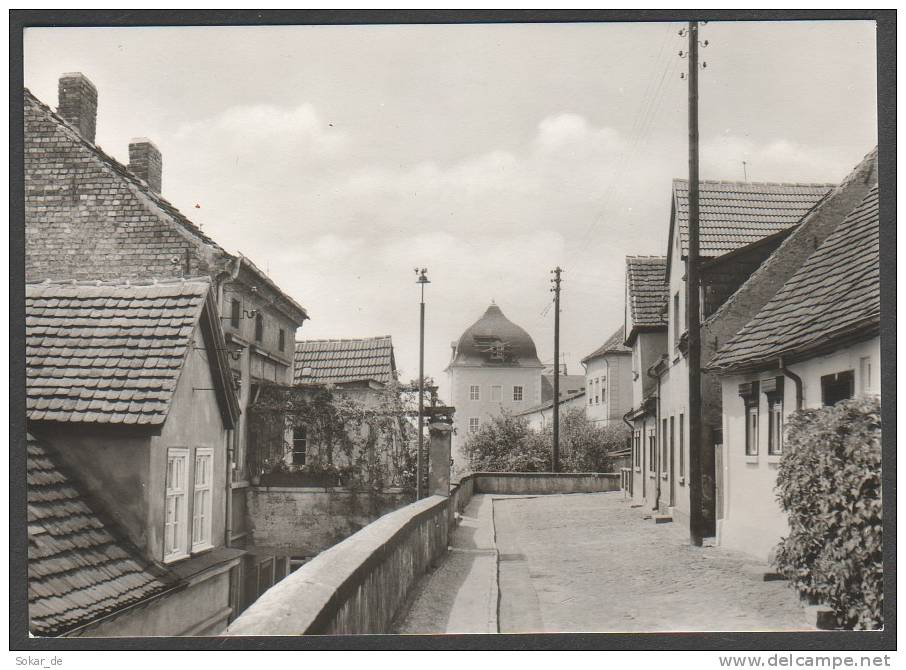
[
  {"left": 541, "top": 374, "right": 586, "bottom": 404},
  {"left": 582, "top": 326, "right": 631, "bottom": 364},
  {"left": 709, "top": 186, "right": 879, "bottom": 372},
  {"left": 448, "top": 304, "right": 543, "bottom": 369},
  {"left": 625, "top": 256, "right": 668, "bottom": 334},
  {"left": 294, "top": 336, "right": 396, "bottom": 386},
  {"left": 27, "top": 433, "right": 176, "bottom": 636},
  {"left": 671, "top": 179, "right": 834, "bottom": 260},
  {"left": 26, "top": 277, "right": 239, "bottom": 426},
  {"left": 516, "top": 390, "right": 587, "bottom": 417}
]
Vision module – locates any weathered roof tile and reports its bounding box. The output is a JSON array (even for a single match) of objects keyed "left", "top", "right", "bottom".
[
  {"left": 26, "top": 278, "right": 210, "bottom": 425},
  {"left": 294, "top": 336, "right": 396, "bottom": 386},
  {"left": 709, "top": 186, "right": 879, "bottom": 371}
]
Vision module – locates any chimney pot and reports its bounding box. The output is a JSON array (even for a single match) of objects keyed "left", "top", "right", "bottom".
[
  {"left": 57, "top": 73, "right": 98, "bottom": 144},
  {"left": 128, "top": 138, "right": 163, "bottom": 194}
]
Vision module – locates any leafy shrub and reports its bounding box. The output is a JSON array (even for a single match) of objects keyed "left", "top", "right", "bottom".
[
  {"left": 773, "top": 396, "right": 882, "bottom": 629},
  {"left": 463, "top": 408, "right": 628, "bottom": 473}
]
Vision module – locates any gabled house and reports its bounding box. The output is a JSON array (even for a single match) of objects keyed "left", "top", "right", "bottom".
[
  {"left": 24, "top": 73, "right": 310, "bottom": 613},
  {"left": 581, "top": 326, "right": 633, "bottom": 426},
  {"left": 621, "top": 256, "right": 668, "bottom": 505},
  {"left": 654, "top": 177, "right": 837, "bottom": 530},
  {"left": 26, "top": 278, "right": 244, "bottom": 636},
  {"left": 708, "top": 181, "right": 880, "bottom": 562},
  {"left": 294, "top": 335, "right": 397, "bottom": 394}
]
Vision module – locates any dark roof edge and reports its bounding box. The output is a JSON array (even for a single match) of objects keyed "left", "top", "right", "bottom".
[{"left": 707, "top": 318, "right": 880, "bottom": 375}]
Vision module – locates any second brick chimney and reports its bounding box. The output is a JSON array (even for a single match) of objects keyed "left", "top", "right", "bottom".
[
  {"left": 57, "top": 73, "right": 98, "bottom": 144},
  {"left": 128, "top": 138, "right": 163, "bottom": 194}
]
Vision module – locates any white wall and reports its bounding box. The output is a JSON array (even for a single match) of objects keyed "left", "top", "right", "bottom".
[
  {"left": 449, "top": 365, "right": 543, "bottom": 472},
  {"left": 717, "top": 337, "right": 880, "bottom": 562}
]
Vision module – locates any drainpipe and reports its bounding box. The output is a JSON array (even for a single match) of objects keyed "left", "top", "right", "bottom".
[
  {"left": 225, "top": 429, "right": 234, "bottom": 547},
  {"left": 647, "top": 355, "right": 666, "bottom": 512},
  {"left": 778, "top": 357, "right": 804, "bottom": 410}
]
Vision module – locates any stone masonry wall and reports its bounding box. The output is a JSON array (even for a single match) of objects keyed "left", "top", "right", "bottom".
[{"left": 245, "top": 487, "right": 414, "bottom": 556}]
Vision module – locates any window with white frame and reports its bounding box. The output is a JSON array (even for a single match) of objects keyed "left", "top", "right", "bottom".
[
  {"left": 165, "top": 448, "right": 189, "bottom": 562},
  {"left": 739, "top": 381, "right": 760, "bottom": 456},
  {"left": 490, "top": 385, "right": 502, "bottom": 401},
  {"left": 192, "top": 448, "right": 213, "bottom": 551},
  {"left": 763, "top": 377, "right": 784, "bottom": 456},
  {"left": 292, "top": 426, "right": 307, "bottom": 465},
  {"left": 469, "top": 385, "right": 480, "bottom": 401},
  {"left": 513, "top": 385, "right": 524, "bottom": 402},
  {"left": 469, "top": 417, "right": 480, "bottom": 433}
]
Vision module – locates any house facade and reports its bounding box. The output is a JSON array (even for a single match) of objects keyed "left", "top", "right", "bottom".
[
  {"left": 447, "top": 304, "right": 544, "bottom": 473},
  {"left": 581, "top": 326, "right": 633, "bottom": 426},
  {"left": 26, "top": 279, "right": 244, "bottom": 636},
  {"left": 708, "top": 183, "right": 880, "bottom": 562},
  {"left": 24, "top": 73, "right": 309, "bottom": 622},
  {"left": 622, "top": 256, "right": 669, "bottom": 507},
  {"left": 652, "top": 178, "right": 835, "bottom": 530}
]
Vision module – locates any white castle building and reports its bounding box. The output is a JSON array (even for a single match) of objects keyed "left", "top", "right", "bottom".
[{"left": 446, "top": 303, "right": 544, "bottom": 472}]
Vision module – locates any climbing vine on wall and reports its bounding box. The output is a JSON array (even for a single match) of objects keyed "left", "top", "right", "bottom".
[{"left": 247, "top": 380, "right": 417, "bottom": 491}]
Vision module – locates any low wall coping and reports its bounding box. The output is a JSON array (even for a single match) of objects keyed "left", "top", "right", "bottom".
[
  {"left": 249, "top": 486, "right": 411, "bottom": 494},
  {"left": 225, "top": 494, "right": 447, "bottom": 636},
  {"left": 472, "top": 471, "right": 619, "bottom": 478}
]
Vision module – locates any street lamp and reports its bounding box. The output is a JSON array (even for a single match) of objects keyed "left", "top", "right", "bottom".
[{"left": 415, "top": 267, "right": 430, "bottom": 499}]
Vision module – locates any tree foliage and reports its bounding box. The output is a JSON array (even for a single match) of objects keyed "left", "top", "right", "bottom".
[
  {"left": 248, "top": 380, "right": 416, "bottom": 490},
  {"left": 773, "top": 396, "right": 882, "bottom": 630},
  {"left": 463, "top": 408, "right": 629, "bottom": 474}
]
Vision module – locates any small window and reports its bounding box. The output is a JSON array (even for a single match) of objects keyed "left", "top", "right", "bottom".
[
  {"left": 673, "top": 292, "right": 681, "bottom": 346},
  {"left": 230, "top": 298, "right": 240, "bottom": 329},
  {"left": 768, "top": 399, "right": 783, "bottom": 455},
  {"left": 292, "top": 427, "right": 307, "bottom": 465},
  {"left": 490, "top": 385, "right": 502, "bottom": 401},
  {"left": 165, "top": 448, "right": 189, "bottom": 562},
  {"left": 513, "top": 385, "right": 524, "bottom": 402},
  {"left": 469, "top": 385, "right": 480, "bottom": 401},
  {"left": 278, "top": 328, "right": 286, "bottom": 352},
  {"left": 469, "top": 417, "right": 481, "bottom": 433},
  {"left": 255, "top": 313, "right": 264, "bottom": 343},
  {"left": 192, "top": 448, "right": 213, "bottom": 551},
  {"left": 821, "top": 370, "right": 854, "bottom": 406},
  {"left": 662, "top": 418, "right": 669, "bottom": 472},
  {"left": 859, "top": 357, "right": 872, "bottom": 396},
  {"left": 746, "top": 406, "right": 759, "bottom": 456},
  {"left": 648, "top": 430, "right": 656, "bottom": 472}
]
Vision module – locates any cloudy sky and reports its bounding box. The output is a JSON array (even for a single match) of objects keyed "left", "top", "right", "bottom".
[{"left": 24, "top": 21, "right": 877, "bottom": 398}]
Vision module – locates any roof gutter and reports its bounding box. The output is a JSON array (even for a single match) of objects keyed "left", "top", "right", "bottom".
[{"left": 778, "top": 357, "right": 804, "bottom": 411}]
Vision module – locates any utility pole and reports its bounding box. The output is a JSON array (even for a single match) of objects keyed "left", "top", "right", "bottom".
[
  {"left": 415, "top": 268, "right": 430, "bottom": 499},
  {"left": 551, "top": 266, "right": 562, "bottom": 472},
  {"left": 686, "top": 20, "right": 705, "bottom": 547}
]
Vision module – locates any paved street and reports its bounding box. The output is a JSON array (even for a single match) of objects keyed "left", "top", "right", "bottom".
[{"left": 396, "top": 492, "right": 809, "bottom": 634}]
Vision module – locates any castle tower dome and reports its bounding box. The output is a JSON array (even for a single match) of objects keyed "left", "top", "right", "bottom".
[{"left": 448, "top": 304, "right": 543, "bottom": 369}]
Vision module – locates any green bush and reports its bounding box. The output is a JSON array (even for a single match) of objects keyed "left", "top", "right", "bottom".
[
  {"left": 772, "top": 396, "right": 882, "bottom": 630},
  {"left": 463, "top": 408, "right": 628, "bottom": 474}
]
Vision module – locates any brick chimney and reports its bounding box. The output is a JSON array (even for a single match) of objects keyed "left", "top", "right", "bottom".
[
  {"left": 128, "top": 138, "right": 162, "bottom": 193},
  {"left": 57, "top": 73, "right": 97, "bottom": 144}
]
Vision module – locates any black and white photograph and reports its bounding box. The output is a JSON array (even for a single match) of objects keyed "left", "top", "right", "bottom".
[{"left": 11, "top": 10, "right": 893, "bottom": 651}]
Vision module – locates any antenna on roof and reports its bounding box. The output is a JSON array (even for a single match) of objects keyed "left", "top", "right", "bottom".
[{"left": 742, "top": 160, "right": 749, "bottom": 182}]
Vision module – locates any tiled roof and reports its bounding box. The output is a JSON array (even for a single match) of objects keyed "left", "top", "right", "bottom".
[
  {"left": 673, "top": 180, "right": 834, "bottom": 259},
  {"left": 26, "top": 278, "right": 210, "bottom": 425},
  {"left": 625, "top": 256, "right": 668, "bottom": 331},
  {"left": 294, "top": 336, "right": 396, "bottom": 386},
  {"left": 541, "top": 374, "right": 587, "bottom": 404},
  {"left": 517, "top": 390, "right": 586, "bottom": 416},
  {"left": 582, "top": 326, "right": 631, "bottom": 364},
  {"left": 28, "top": 433, "right": 176, "bottom": 636},
  {"left": 709, "top": 186, "right": 880, "bottom": 372},
  {"left": 24, "top": 88, "right": 307, "bottom": 325}
]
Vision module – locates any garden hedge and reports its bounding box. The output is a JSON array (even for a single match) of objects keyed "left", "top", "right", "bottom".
[{"left": 773, "top": 396, "right": 882, "bottom": 629}]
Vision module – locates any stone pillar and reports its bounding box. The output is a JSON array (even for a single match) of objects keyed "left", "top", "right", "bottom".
[{"left": 427, "top": 408, "right": 454, "bottom": 497}]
